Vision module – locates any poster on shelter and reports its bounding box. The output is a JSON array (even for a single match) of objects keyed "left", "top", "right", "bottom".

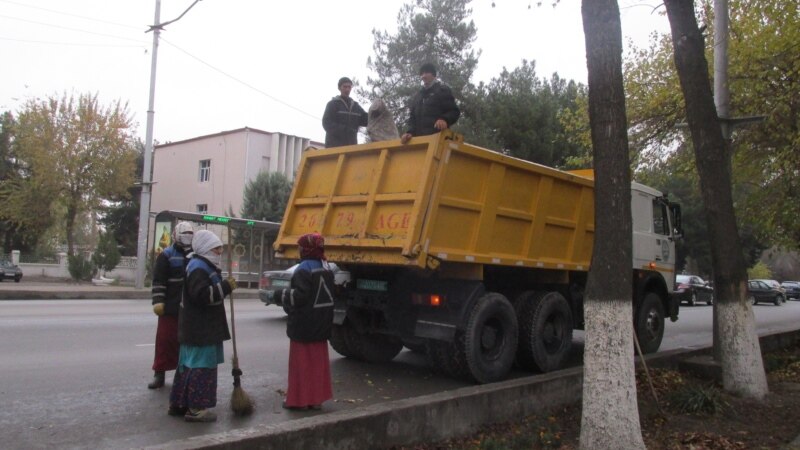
[{"left": 155, "top": 222, "right": 172, "bottom": 255}]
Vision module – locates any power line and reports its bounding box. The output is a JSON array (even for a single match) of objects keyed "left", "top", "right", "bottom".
[
  {"left": 0, "top": 35, "right": 146, "bottom": 49},
  {"left": 0, "top": 13, "right": 147, "bottom": 44},
  {"left": 0, "top": 0, "right": 142, "bottom": 30},
  {"left": 160, "top": 37, "right": 321, "bottom": 121}
]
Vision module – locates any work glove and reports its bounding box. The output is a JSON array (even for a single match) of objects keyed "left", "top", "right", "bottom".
[
  {"left": 226, "top": 277, "right": 238, "bottom": 291},
  {"left": 153, "top": 303, "right": 165, "bottom": 316}
]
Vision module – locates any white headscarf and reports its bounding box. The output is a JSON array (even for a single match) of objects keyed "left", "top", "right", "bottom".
[
  {"left": 172, "top": 221, "right": 194, "bottom": 249},
  {"left": 192, "top": 230, "right": 223, "bottom": 268}
]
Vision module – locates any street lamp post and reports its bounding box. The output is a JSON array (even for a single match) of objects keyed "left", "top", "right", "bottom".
[{"left": 134, "top": 0, "right": 202, "bottom": 289}]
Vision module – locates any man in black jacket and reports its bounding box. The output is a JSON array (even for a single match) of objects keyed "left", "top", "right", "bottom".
[
  {"left": 322, "top": 77, "right": 368, "bottom": 148},
  {"left": 401, "top": 63, "right": 461, "bottom": 144}
]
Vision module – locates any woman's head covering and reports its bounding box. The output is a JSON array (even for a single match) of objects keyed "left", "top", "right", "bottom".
[
  {"left": 192, "top": 230, "right": 223, "bottom": 260},
  {"left": 172, "top": 221, "right": 194, "bottom": 249},
  {"left": 298, "top": 233, "right": 325, "bottom": 260}
]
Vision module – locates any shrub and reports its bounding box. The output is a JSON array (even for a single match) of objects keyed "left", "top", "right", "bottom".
[
  {"left": 68, "top": 254, "right": 96, "bottom": 282},
  {"left": 668, "top": 384, "right": 727, "bottom": 415}
]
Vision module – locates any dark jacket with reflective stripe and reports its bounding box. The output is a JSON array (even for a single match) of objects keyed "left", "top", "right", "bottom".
[
  {"left": 405, "top": 81, "right": 460, "bottom": 137},
  {"left": 276, "top": 259, "right": 335, "bottom": 342},
  {"left": 178, "top": 255, "right": 232, "bottom": 346},
  {"left": 322, "top": 96, "right": 368, "bottom": 147},
  {"left": 151, "top": 245, "right": 188, "bottom": 316}
]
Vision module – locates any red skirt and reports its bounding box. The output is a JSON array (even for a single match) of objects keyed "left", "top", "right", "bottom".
[
  {"left": 152, "top": 315, "right": 179, "bottom": 371},
  {"left": 284, "top": 340, "right": 332, "bottom": 408}
]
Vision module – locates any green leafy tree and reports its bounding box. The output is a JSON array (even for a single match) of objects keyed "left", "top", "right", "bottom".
[
  {"left": 623, "top": 0, "right": 799, "bottom": 249},
  {"left": 240, "top": 171, "right": 293, "bottom": 223},
  {"left": 664, "top": 0, "right": 767, "bottom": 400},
  {"left": 6, "top": 93, "right": 138, "bottom": 257},
  {"left": 92, "top": 231, "right": 121, "bottom": 277},
  {"left": 747, "top": 261, "right": 772, "bottom": 279},
  {"left": 99, "top": 139, "right": 144, "bottom": 256},
  {"left": 67, "top": 254, "right": 95, "bottom": 282},
  {"left": 478, "top": 62, "right": 588, "bottom": 167},
  {"left": 360, "top": 0, "right": 480, "bottom": 133}
]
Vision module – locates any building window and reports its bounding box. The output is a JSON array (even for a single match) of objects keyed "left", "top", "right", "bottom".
[
  {"left": 197, "top": 204, "right": 208, "bottom": 214},
  {"left": 199, "top": 159, "right": 211, "bottom": 182}
]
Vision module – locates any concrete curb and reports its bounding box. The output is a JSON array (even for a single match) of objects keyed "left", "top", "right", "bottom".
[{"left": 147, "top": 329, "right": 800, "bottom": 450}]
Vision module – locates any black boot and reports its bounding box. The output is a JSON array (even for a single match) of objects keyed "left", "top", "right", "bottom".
[{"left": 147, "top": 371, "right": 165, "bottom": 389}]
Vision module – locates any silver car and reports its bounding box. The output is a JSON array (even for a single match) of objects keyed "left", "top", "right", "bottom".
[{"left": 259, "top": 262, "right": 349, "bottom": 307}]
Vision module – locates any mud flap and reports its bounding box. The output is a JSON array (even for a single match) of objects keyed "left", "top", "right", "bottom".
[{"left": 668, "top": 295, "right": 680, "bottom": 322}]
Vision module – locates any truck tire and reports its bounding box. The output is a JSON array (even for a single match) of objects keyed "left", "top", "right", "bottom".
[
  {"left": 347, "top": 331, "right": 403, "bottom": 363},
  {"left": 330, "top": 322, "right": 358, "bottom": 358},
  {"left": 635, "top": 292, "right": 665, "bottom": 354},
  {"left": 515, "top": 291, "right": 573, "bottom": 373},
  {"left": 424, "top": 335, "right": 469, "bottom": 379},
  {"left": 463, "top": 293, "right": 518, "bottom": 383}
]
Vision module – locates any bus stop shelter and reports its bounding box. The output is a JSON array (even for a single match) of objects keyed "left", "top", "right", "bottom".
[{"left": 152, "top": 210, "right": 291, "bottom": 287}]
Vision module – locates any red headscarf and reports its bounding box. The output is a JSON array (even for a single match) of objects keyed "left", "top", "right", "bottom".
[{"left": 298, "top": 233, "right": 325, "bottom": 260}]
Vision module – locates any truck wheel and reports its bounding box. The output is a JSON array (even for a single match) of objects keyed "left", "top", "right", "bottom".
[
  {"left": 463, "top": 293, "right": 518, "bottom": 383},
  {"left": 424, "top": 334, "right": 469, "bottom": 379},
  {"left": 330, "top": 322, "right": 358, "bottom": 358},
  {"left": 347, "top": 331, "right": 403, "bottom": 363},
  {"left": 635, "top": 292, "right": 665, "bottom": 354},
  {"left": 516, "top": 291, "right": 573, "bottom": 373}
]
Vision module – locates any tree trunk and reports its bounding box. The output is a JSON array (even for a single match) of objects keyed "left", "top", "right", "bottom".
[
  {"left": 664, "top": 0, "right": 767, "bottom": 400},
  {"left": 65, "top": 204, "right": 77, "bottom": 258},
  {"left": 579, "top": 1, "right": 645, "bottom": 448}
]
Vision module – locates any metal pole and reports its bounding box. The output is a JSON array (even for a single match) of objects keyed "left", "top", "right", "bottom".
[
  {"left": 711, "top": 0, "right": 730, "bottom": 361},
  {"left": 135, "top": 0, "right": 162, "bottom": 289},
  {"left": 714, "top": 0, "right": 730, "bottom": 139}
]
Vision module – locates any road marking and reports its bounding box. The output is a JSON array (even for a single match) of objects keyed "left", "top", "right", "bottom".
[{"left": 135, "top": 344, "right": 155, "bottom": 347}]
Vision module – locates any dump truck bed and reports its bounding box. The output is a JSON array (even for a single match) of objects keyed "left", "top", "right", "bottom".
[{"left": 274, "top": 131, "right": 595, "bottom": 272}]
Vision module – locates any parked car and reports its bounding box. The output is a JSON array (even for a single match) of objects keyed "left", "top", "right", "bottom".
[
  {"left": 780, "top": 281, "right": 800, "bottom": 300},
  {"left": 259, "top": 262, "right": 350, "bottom": 308},
  {"left": 0, "top": 260, "right": 22, "bottom": 282},
  {"left": 673, "top": 274, "right": 714, "bottom": 306},
  {"left": 752, "top": 279, "right": 786, "bottom": 297},
  {"left": 747, "top": 280, "right": 784, "bottom": 306}
]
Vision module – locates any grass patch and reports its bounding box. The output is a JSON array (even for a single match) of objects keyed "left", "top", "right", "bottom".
[{"left": 667, "top": 384, "right": 727, "bottom": 415}]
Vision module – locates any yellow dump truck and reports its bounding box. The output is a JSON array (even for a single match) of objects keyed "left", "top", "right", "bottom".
[{"left": 274, "top": 131, "right": 682, "bottom": 383}]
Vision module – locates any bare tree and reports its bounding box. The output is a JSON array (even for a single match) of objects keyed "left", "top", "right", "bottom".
[
  {"left": 578, "top": 0, "right": 645, "bottom": 448},
  {"left": 663, "top": 0, "right": 767, "bottom": 399}
]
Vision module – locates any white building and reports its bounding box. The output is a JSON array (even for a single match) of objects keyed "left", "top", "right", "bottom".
[{"left": 150, "top": 127, "right": 321, "bottom": 219}]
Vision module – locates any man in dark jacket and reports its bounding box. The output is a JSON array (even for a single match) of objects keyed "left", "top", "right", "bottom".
[
  {"left": 148, "top": 221, "right": 193, "bottom": 389},
  {"left": 322, "top": 77, "right": 368, "bottom": 148},
  {"left": 400, "top": 63, "right": 461, "bottom": 144}
]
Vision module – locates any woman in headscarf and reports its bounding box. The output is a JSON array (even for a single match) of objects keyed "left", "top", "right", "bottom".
[
  {"left": 274, "top": 232, "right": 335, "bottom": 410},
  {"left": 168, "top": 229, "right": 237, "bottom": 422}
]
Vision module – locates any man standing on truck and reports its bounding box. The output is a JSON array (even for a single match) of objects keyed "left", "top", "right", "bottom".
[
  {"left": 322, "top": 77, "right": 368, "bottom": 148},
  {"left": 400, "top": 63, "right": 461, "bottom": 144}
]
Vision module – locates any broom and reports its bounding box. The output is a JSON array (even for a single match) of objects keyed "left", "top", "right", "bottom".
[{"left": 227, "top": 226, "right": 254, "bottom": 415}]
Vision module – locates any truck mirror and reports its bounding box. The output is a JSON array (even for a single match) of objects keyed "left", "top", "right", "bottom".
[{"left": 670, "top": 204, "right": 683, "bottom": 237}]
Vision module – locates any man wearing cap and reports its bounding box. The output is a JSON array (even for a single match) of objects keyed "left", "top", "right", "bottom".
[
  {"left": 322, "top": 77, "right": 368, "bottom": 148},
  {"left": 400, "top": 63, "right": 461, "bottom": 144}
]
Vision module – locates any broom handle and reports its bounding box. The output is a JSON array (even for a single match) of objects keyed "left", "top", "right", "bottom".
[{"left": 227, "top": 225, "right": 240, "bottom": 367}]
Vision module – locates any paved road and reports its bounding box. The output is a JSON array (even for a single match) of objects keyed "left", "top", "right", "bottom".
[{"left": 1, "top": 298, "right": 798, "bottom": 449}]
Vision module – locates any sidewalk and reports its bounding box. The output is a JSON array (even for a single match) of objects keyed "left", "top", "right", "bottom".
[{"left": 0, "top": 278, "right": 259, "bottom": 300}]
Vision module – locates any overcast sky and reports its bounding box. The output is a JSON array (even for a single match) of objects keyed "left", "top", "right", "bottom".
[{"left": 0, "top": 0, "right": 669, "bottom": 145}]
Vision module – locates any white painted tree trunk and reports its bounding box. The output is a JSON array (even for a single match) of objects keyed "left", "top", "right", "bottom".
[
  {"left": 718, "top": 298, "right": 768, "bottom": 399},
  {"left": 580, "top": 300, "right": 645, "bottom": 450}
]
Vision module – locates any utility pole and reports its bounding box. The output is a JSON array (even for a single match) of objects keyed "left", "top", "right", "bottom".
[{"left": 134, "top": 0, "right": 203, "bottom": 289}]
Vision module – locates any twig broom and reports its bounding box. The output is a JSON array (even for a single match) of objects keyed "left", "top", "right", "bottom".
[{"left": 228, "top": 226, "right": 254, "bottom": 415}]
